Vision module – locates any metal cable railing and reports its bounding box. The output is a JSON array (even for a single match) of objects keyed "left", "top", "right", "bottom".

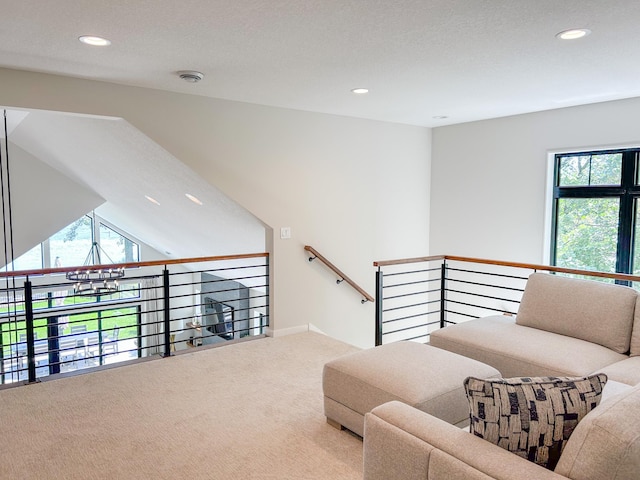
[
  {"left": 0, "top": 253, "right": 269, "bottom": 385},
  {"left": 374, "top": 255, "right": 640, "bottom": 346}
]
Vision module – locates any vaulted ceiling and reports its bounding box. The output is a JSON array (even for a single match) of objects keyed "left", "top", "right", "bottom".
[
  {"left": 4, "top": 109, "right": 266, "bottom": 261},
  {"left": 2, "top": 1, "right": 640, "bottom": 261}
]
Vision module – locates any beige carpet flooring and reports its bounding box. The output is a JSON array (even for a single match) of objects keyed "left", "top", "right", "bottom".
[{"left": 0, "top": 332, "right": 363, "bottom": 479}]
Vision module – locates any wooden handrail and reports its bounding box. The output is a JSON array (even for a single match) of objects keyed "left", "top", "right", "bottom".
[
  {"left": 374, "top": 254, "right": 640, "bottom": 283},
  {"left": 0, "top": 252, "right": 269, "bottom": 279},
  {"left": 373, "top": 255, "right": 446, "bottom": 267},
  {"left": 305, "top": 246, "right": 374, "bottom": 303}
]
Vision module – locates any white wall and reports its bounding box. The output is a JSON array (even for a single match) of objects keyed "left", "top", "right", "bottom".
[
  {"left": 430, "top": 97, "right": 640, "bottom": 264},
  {"left": 0, "top": 68, "right": 431, "bottom": 348},
  {"left": 0, "top": 140, "right": 104, "bottom": 264}
]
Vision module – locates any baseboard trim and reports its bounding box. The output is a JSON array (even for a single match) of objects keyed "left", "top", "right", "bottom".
[{"left": 266, "top": 323, "right": 326, "bottom": 338}]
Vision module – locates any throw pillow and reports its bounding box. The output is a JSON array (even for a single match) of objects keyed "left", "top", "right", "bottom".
[{"left": 463, "top": 374, "right": 607, "bottom": 470}]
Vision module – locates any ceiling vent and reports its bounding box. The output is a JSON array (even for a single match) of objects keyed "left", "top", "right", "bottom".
[{"left": 177, "top": 71, "right": 204, "bottom": 83}]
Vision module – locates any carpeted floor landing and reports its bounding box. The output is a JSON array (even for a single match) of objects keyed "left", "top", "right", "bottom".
[{"left": 0, "top": 332, "right": 363, "bottom": 479}]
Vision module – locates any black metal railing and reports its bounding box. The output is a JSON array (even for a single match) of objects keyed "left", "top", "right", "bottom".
[
  {"left": 374, "top": 255, "right": 640, "bottom": 346},
  {"left": 0, "top": 253, "right": 269, "bottom": 384}
]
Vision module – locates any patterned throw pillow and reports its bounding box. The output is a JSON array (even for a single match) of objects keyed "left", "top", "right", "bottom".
[{"left": 464, "top": 374, "right": 608, "bottom": 470}]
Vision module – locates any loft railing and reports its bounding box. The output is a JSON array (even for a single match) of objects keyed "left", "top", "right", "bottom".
[
  {"left": 373, "top": 254, "right": 640, "bottom": 346},
  {"left": 305, "top": 245, "right": 374, "bottom": 304},
  {"left": 0, "top": 252, "right": 269, "bottom": 385}
]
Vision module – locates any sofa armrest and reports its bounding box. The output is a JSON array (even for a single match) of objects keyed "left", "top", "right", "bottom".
[{"left": 363, "top": 401, "right": 568, "bottom": 480}]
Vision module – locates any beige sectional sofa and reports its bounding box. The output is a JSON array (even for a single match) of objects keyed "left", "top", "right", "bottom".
[
  {"left": 430, "top": 272, "right": 640, "bottom": 385},
  {"left": 364, "top": 385, "right": 640, "bottom": 480},
  {"left": 363, "top": 273, "right": 640, "bottom": 479}
]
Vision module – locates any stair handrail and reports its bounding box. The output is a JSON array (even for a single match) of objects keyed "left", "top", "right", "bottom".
[{"left": 305, "top": 245, "right": 374, "bottom": 304}]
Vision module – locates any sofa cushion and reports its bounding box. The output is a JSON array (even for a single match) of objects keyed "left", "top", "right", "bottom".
[
  {"left": 323, "top": 342, "right": 500, "bottom": 436},
  {"left": 593, "top": 356, "right": 640, "bottom": 386},
  {"left": 555, "top": 383, "right": 640, "bottom": 480},
  {"left": 430, "top": 315, "right": 627, "bottom": 378},
  {"left": 630, "top": 296, "right": 640, "bottom": 356},
  {"left": 601, "top": 379, "right": 634, "bottom": 402},
  {"left": 365, "top": 401, "right": 568, "bottom": 480},
  {"left": 516, "top": 273, "right": 637, "bottom": 354},
  {"left": 464, "top": 374, "right": 608, "bottom": 470}
]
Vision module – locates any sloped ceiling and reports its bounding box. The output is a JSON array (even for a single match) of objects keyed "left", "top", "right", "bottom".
[
  {"left": 1, "top": 2, "right": 640, "bottom": 127},
  {"left": 0, "top": 140, "right": 105, "bottom": 264},
  {"left": 7, "top": 109, "right": 266, "bottom": 260}
]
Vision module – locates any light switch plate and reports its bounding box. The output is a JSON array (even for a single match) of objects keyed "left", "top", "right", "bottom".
[{"left": 280, "top": 227, "right": 291, "bottom": 239}]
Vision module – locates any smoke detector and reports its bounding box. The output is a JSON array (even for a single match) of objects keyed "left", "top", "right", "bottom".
[{"left": 177, "top": 71, "right": 204, "bottom": 83}]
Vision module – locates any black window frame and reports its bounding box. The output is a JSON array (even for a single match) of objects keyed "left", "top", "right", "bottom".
[{"left": 551, "top": 148, "right": 640, "bottom": 275}]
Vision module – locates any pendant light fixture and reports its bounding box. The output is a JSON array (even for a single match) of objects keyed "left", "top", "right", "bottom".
[{"left": 66, "top": 241, "right": 125, "bottom": 295}]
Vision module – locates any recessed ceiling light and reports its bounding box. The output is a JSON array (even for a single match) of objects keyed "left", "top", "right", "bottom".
[
  {"left": 145, "top": 195, "right": 160, "bottom": 206},
  {"left": 185, "top": 193, "right": 203, "bottom": 205},
  {"left": 351, "top": 88, "right": 369, "bottom": 94},
  {"left": 556, "top": 28, "right": 591, "bottom": 40},
  {"left": 433, "top": 115, "right": 449, "bottom": 120},
  {"left": 78, "top": 35, "right": 111, "bottom": 46}
]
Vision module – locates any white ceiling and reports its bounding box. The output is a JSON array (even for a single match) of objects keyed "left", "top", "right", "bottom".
[
  {"left": 2, "top": 1, "right": 640, "bottom": 262},
  {"left": 2, "top": 1, "right": 640, "bottom": 127},
  {"left": 7, "top": 109, "right": 267, "bottom": 260}
]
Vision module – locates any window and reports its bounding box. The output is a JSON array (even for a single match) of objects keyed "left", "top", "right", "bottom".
[
  {"left": 50, "top": 215, "right": 94, "bottom": 269},
  {"left": 2, "top": 244, "right": 43, "bottom": 271},
  {"left": 99, "top": 223, "right": 139, "bottom": 263},
  {"left": 0, "top": 304, "right": 140, "bottom": 383},
  {"left": 551, "top": 148, "right": 640, "bottom": 275},
  {"left": 0, "top": 214, "right": 144, "bottom": 383},
  {"left": 5, "top": 213, "right": 140, "bottom": 271}
]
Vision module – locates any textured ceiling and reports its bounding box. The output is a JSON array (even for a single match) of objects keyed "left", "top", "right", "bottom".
[{"left": 2, "top": 1, "right": 640, "bottom": 126}]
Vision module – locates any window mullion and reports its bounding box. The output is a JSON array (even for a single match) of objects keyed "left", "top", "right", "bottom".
[
  {"left": 42, "top": 239, "right": 50, "bottom": 269},
  {"left": 555, "top": 185, "right": 625, "bottom": 198},
  {"left": 615, "top": 152, "right": 636, "bottom": 275},
  {"left": 629, "top": 152, "right": 640, "bottom": 276}
]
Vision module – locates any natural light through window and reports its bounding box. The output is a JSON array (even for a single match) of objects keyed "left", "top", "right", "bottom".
[
  {"left": 1, "top": 214, "right": 140, "bottom": 272},
  {"left": 551, "top": 148, "right": 640, "bottom": 277}
]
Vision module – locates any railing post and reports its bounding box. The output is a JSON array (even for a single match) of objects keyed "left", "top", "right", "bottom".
[
  {"left": 375, "top": 268, "right": 383, "bottom": 346},
  {"left": 265, "top": 255, "right": 270, "bottom": 331},
  {"left": 0, "top": 331, "right": 4, "bottom": 384},
  {"left": 24, "top": 279, "right": 37, "bottom": 383},
  {"left": 162, "top": 268, "right": 172, "bottom": 357},
  {"left": 439, "top": 261, "right": 447, "bottom": 329}
]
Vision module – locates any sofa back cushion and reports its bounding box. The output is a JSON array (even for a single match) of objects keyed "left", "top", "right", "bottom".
[
  {"left": 516, "top": 273, "right": 637, "bottom": 354},
  {"left": 630, "top": 296, "right": 640, "bottom": 356},
  {"left": 555, "top": 383, "right": 640, "bottom": 480}
]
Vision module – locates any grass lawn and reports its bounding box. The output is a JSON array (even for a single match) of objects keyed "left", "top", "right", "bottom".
[{"left": 1, "top": 291, "right": 139, "bottom": 357}]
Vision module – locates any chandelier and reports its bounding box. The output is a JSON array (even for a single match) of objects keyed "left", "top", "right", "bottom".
[{"left": 66, "top": 242, "right": 125, "bottom": 295}]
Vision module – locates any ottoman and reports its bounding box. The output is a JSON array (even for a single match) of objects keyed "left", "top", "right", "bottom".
[{"left": 322, "top": 342, "right": 500, "bottom": 436}]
